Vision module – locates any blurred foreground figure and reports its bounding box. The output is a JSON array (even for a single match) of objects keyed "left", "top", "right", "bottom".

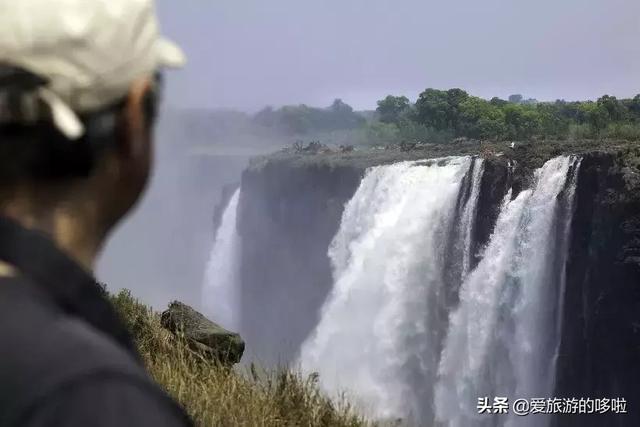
[{"left": 0, "top": 0, "right": 192, "bottom": 425}]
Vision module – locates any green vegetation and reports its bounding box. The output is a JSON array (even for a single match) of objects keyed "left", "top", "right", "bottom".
[
  {"left": 254, "top": 99, "right": 366, "bottom": 135},
  {"left": 171, "top": 89, "right": 640, "bottom": 152},
  {"left": 373, "top": 88, "right": 640, "bottom": 144},
  {"left": 253, "top": 89, "right": 640, "bottom": 147},
  {"left": 109, "top": 290, "right": 369, "bottom": 427}
]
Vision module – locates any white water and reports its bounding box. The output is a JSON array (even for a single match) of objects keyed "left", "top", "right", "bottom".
[
  {"left": 202, "top": 189, "right": 241, "bottom": 330},
  {"left": 435, "top": 156, "right": 579, "bottom": 427},
  {"left": 298, "top": 157, "right": 483, "bottom": 422},
  {"left": 299, "top": 155, "right": 579, "bottom": 426}
]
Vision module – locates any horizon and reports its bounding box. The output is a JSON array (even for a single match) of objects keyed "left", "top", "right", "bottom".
[
  {"left": 156, "top": 0, "right": 640, "bottom": 112},
  {"left": 162, "top": 89, "right": 640, "bottom": 115}
]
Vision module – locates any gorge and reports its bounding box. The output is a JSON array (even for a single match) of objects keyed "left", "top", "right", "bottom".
[{"left": 204, "top": 141, "right": 640, "bottom": 426}]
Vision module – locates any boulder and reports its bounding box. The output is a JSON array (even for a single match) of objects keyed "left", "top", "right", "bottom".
[{"left": 160, "top": 301, "right": 244, "bottom": 365}]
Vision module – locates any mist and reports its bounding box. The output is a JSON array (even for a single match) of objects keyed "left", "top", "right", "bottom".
[
  {"left": 96, "top": 108, "right": 274, "bottom": 310},
  {"left": 97, "top": 0, "right": 640, "bottom": 311}
]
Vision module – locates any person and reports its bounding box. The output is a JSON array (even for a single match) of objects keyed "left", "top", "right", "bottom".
[{"left": 0, "top": 0, "right": 193, "bottom": 425}]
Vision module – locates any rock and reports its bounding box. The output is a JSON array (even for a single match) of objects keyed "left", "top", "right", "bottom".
[{"left": 160, "top": 301, "right": 244, "bottom": 365}]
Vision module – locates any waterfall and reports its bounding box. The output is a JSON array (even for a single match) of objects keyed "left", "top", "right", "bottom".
[
  {"left": 435, "top": 156, "right": 580, "bottom": 427},
  {"left": 298, "top": 155, "right": 580, "bottom": 426},
  {"left": 298, "top": 157, "right": 483, "bottom": 422},
  {"left": 202, "top": 189, "right": 241, "bottom": 330}
]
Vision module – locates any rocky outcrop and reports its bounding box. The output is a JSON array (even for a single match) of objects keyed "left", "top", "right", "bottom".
[{"left": 161, "top": 301, "right": 245, "bottom": 365}]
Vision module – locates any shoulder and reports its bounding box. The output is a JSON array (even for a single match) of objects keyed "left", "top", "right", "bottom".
[
  {"left": 21, "top": 375, "right": 192, "bottom": 427},
  {"left": 0, "top": 277, "right": 140, "bottom": 393},
  {"left": 0, "top": 279, "right": 190, "bottom": 426}
]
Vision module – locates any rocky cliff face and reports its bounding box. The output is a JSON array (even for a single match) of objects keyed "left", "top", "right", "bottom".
[
  {"left": 237, "top": 160, "right": 361, "bottom": 362},
  {"left": 554, "top": 151, "right": 640, "bottom": 427},
  {"left": 235, "top": 141, "right": 640, "bottom": 423}
]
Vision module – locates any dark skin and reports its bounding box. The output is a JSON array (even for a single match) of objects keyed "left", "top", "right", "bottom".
[{"left": 0, "top": 76, "right": 154, "bottom": 274}]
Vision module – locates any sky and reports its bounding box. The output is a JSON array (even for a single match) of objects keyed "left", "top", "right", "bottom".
[{"left": 156, "top": 0, "right": 640, "bottom": 112}]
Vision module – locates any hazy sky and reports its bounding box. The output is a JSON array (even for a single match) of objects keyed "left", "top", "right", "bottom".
[{"left": 157, "top": 0, "right": 640, "bottom": 111}]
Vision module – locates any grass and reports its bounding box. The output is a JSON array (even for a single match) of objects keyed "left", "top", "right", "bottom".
[{"left": 109, "top": 290, "right": 370, "bottom": 427}]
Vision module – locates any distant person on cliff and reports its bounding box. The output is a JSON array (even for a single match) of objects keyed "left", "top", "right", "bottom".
[{"left": 0, "top": 0, "right": 193, "bottom": 425}]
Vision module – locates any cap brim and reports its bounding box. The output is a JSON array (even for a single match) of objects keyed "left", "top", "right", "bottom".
[{"left": 157, "top": 37, "right": 186, "bottom": 68}]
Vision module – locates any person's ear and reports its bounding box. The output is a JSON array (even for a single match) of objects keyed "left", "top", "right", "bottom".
[
  {"left": 101, "top": 76, "right": 155, "bottom": 227},
  {"left": 119, "top": 76, "right": 153, "bottom": 159}
]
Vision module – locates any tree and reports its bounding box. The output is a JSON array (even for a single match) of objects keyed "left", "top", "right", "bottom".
[
  {"left": 278, "top": 105, "right": 314, "bottom": 134},
  {"left": 414, "top": 88, "right": 469, "bottom": 132},
  {"left": 537, "top": 103, "right": 570, "bottom": 138},
  {"left": 508, "top": 94, "right": 524, "bottom": 104},
  {"left": 446, "top": 89, "right": 470, "bottom": 132},
  {"left": 376, "top": 95, "right": 411, "bottom": 124},
  {"left": 579, "top": 102, "right": 610, "bottom": 135},
  {"left": 416, "top": 89, "right": 449, "bottom": 130},
  {"left": 490, "top": 97, "right": 508, "bottom": 107},
  {"left": 329, "top": 98, "right": 354, "bottom": 114},
  {"left": 257, "top": 100, "right": 365, "bottom": 135},
  {"left": 415, "top": 89, "right": 450, "bottom": 130},
  {"left": 327, "top": 99, "right": 365, "bottom": 129},
  {"left": 458, "top": 97, "right": 506, "bottom": 140},
  {"left": 629, "top": 95, "right": 640, "bottom": 115},
  {"left": 503, "top": 104, "right": 541, "bottom": 139},
  {"left": 597, "top": 95, "right": 626, "bottom": 122}
]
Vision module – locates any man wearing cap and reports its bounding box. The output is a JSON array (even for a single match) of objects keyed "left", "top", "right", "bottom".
[{"left": 0, "top": 0, "right": 193, "bottom": 426}]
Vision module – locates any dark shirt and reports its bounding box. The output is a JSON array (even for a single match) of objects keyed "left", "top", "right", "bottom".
[{"left": 0, "top": 217, "right": 192, "bottom": 427}]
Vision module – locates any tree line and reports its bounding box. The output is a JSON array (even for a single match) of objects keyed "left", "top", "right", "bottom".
[
  {"left": 249, "top": 89, "right": 640, "bottom": 147},
  {"left": 253, "top": 99, "right": 365, "bottom": 135},
  {"left": 375, "top": 89, "right": 640, "bottom": 143}
]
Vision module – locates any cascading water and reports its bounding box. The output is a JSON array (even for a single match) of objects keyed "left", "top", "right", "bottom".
[
  {"left": 299, "top": 155, "right": 580, "bottom": 426},
  {"left": 202, "top": 189, "right": 241, "bottom": 330},
  {"left": 298, "top": 157, "right": 483, "bottom": 422},
  {"left": 435, "top": 157, "right": 579, "bottom": 427}
]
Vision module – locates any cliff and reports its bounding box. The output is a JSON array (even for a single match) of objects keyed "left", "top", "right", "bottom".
[
  {"left": 235, "top": 140, "right": 640, "bottom": 424},
  {"left": 554, "top": 151, "right": 640, "bottom": 426}
]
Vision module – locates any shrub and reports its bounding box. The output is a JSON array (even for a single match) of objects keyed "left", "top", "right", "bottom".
[
  {"left": 603, "top": 123, "right": 640, "bottom": 141},
  {"left": 567, "top": 123, "right": 596, "bottom": 141}
]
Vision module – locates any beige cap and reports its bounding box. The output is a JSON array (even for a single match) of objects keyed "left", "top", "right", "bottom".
[{"left": 0, "top": 0, "right": 186, "bottom": 139}]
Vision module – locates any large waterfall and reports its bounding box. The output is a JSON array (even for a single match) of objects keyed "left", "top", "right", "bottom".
[
  {"left": 203, "top": 189, "right": 241, "bottom": 330},
  {"left": 298, "top": 156, "right": 580, "bottom": 426},
  {"left": 298, "top": 157, "right": 483, "bottom": 422},
  {"left": 435, "top": 156, "right": 579, "bottom": 427}
]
